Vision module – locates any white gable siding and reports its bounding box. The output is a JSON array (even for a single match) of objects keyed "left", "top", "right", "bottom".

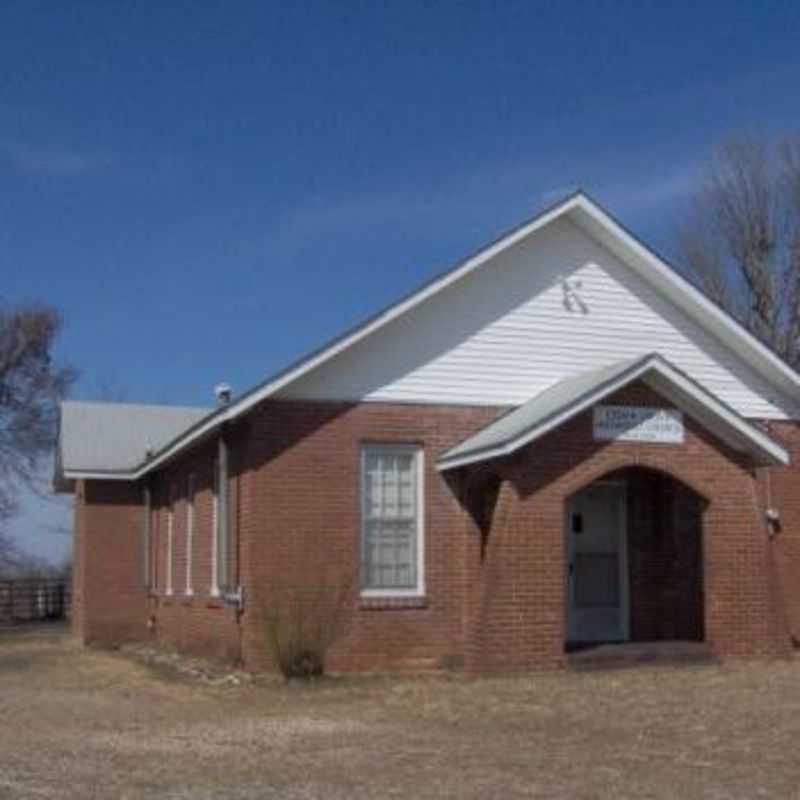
[{"left": 279, "top": 218, "right": 799, "bottom": 420}]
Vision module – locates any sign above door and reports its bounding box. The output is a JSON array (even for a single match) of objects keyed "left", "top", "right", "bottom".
[{"left": 593, "top": 405, "right": 684, "bottom": 444}]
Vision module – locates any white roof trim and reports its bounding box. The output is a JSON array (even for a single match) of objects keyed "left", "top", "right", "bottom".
[
  {"left": 129, "top": 193, "right": 590, "bottom": 478},
  {"left": 436, "top": 354, "right": 790, "bottom": 471},
  {"left": 62, "top": 470, "right": 139, "bottom": 481},
  {"left": 569, "top": 197, "right": 800, "bottom": 394},
  {"left": 120, "top": 191, "right": 799, "bottom": 479}
]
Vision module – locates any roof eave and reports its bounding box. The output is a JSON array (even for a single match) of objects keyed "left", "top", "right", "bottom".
[
  {"left": 131, "top": 194, "right": 592, "bottom": 478},
  {"left": 116, "top": 192, "right": 800, "bottom": 477},
  {"left": 569, "top": 195, "right": 800, "bottom": 396},
  {"left": 61, "top": 469, "right": 139, "bottom": 482},
  {"left": 436, "top": 357, "right": 790, "bottom": 472}
]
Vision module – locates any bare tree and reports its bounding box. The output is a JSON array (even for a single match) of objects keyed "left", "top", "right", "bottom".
[
  {"left": 0, "top": 529, "right": 20, "bottom": 575},
  {"left": 677, "top": 136, "right": 800, "bottom": 367},
  {"left": 0, "top": 303, "right": 74, "bottom": 560}
]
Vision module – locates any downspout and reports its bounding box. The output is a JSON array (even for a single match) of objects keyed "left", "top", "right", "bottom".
[{"left": 213, "top": 383, "right": 244, "bottom": 613}]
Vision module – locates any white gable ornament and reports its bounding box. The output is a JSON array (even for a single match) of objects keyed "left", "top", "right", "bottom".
[{"left": 593, "top": 405, "right": 684, "bottom": 444}]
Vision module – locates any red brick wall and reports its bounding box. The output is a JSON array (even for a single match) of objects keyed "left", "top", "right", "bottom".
[
  {"left": 73, "top": 386, "right": 800, "bottom": 672},
  {"left": 458, "top": 381, "right": 791, "bottom": 671},
  {"left": 146, "top": 440, "right": 243, "bottom": 663},
  {"left": 235, "top": 401, "right": 504, "bottom": 672},
  {"left": 758, "top": 421, "right": 800, "bottom": 645},
  {"left": 70, "top": 481, "right": 86, "bottom": 637},
  {"left": 72, "top": 480, "right": 147, "bottom": 646}
]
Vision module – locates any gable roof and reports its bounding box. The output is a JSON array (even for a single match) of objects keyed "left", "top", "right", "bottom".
[
  {"left": 57, "top": 191, "right": 800, "bottom": 483},
  {"left": 55, "top": 401, "right": 210, "bottom": 488},
  {"left": 436, "top": 353, "right": 789, "bottom": 471}
]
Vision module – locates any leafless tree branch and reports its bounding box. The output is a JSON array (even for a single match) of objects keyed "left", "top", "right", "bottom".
[
  {"left": 677, "top": 135, "right": 800, "bottom": 367},
  {"left": 0, "top": 303, "right": 75, "bottom": 563}
]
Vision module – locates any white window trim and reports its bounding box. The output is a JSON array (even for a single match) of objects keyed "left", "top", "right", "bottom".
[
  {"left": 165, "top": 488, "right": 174, "bottom": 596},
  {"left": 360, "top": 444, "right": 425, "bottom": 599},
  {"left": 185, "top": 474, "right": 195, "bottom": 597},
  {"left": 210, "top": 467, "right": 220, "bottom": 597}
]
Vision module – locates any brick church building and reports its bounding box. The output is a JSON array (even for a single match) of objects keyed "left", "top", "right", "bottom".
[{"left": 57, "top": 192, "right": 800, "bottom": 672}]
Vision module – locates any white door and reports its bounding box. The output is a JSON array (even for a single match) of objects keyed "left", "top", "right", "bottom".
[{"left": 566, "top": 483, "right": 628, "bottom": 643}]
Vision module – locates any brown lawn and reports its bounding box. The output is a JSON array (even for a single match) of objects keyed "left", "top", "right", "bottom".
[{"left": 1, "top": 625, "right": 799, "bottom": 799}]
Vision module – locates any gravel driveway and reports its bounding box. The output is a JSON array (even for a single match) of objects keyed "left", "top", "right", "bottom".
[{"left": 1, "top": 625, "right": 799, "bottom": 799}]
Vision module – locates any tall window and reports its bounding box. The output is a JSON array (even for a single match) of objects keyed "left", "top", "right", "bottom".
[
  {"left": 211, "top": 460, "right": 220, "bottom": 597},
  {"left": 211, "top": 437, "right": 235, "bottom": 597},
  {"left": 360, "top": 445, "right": 424, "bottom": 596},
  {"left": 143, "top": 484, "right": 152, "bottom": 591},
  {"left": 185, "top": 474, "right": 195, "bottom": 596},
  {"left": 165, "top": 486, "right": 174, "bottom": 596}
]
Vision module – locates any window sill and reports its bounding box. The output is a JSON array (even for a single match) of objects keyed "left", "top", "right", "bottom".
[{"left": 359, "top": 596, "right": 428, "bottom": 610}]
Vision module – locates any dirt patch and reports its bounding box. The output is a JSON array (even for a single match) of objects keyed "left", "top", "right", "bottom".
[{"left": 1, "top": 626, "right": 799, "bottom": 798}]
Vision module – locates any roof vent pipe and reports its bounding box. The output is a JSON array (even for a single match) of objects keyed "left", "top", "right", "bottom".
[{"left": 215, "top": 383, "right": 232, "bottom": 406}]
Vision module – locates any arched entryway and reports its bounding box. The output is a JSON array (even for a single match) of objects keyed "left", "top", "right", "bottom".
[{"left": 564, "top": 467, "right": 706, "bottom": 650}]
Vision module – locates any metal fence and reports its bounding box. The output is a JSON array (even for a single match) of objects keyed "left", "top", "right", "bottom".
[{"left": 0, "top": 580, "right": 71, "bottom": 625}]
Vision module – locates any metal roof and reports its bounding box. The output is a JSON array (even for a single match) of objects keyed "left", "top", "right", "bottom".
[
  {"left": 436, "top": 353, "right": 789, "bottom": 470},
  {"left": 56, "top": 401, "right": 210, "bottom": 486}
]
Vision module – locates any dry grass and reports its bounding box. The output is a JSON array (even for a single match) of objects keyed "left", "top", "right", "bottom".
[{"left": 1, "top": 625, "right": 800, "bottom": 798}]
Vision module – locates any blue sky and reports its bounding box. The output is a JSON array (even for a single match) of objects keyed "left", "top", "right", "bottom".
[{"left": 3, "top": 1, "right": 799, "bottom": 562}]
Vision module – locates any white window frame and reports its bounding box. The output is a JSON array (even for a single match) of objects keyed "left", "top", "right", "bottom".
[
  {"left": 165, "top": 486, "right": 174, "bottom": 596},
  {"left": 185, "top": 473, "right": 195, "bottom": 596},
  {"left": 360, "top": 444, "right": 425, "bottom": 599}
]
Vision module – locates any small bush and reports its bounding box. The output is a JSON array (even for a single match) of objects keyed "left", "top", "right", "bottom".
[{"left": 263, "top": 563, "right": 353, "bottom": 679}]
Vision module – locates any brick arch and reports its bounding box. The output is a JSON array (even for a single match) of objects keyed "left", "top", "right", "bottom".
[
  {"left": 458, "top": 377, "right": 793, "bottom": 670},
  {"left": 564, "top": 459, "right": 708, "bottom": 646},
  {"left": 561, "top": 453, "right": 711, "bottom": 504}
]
